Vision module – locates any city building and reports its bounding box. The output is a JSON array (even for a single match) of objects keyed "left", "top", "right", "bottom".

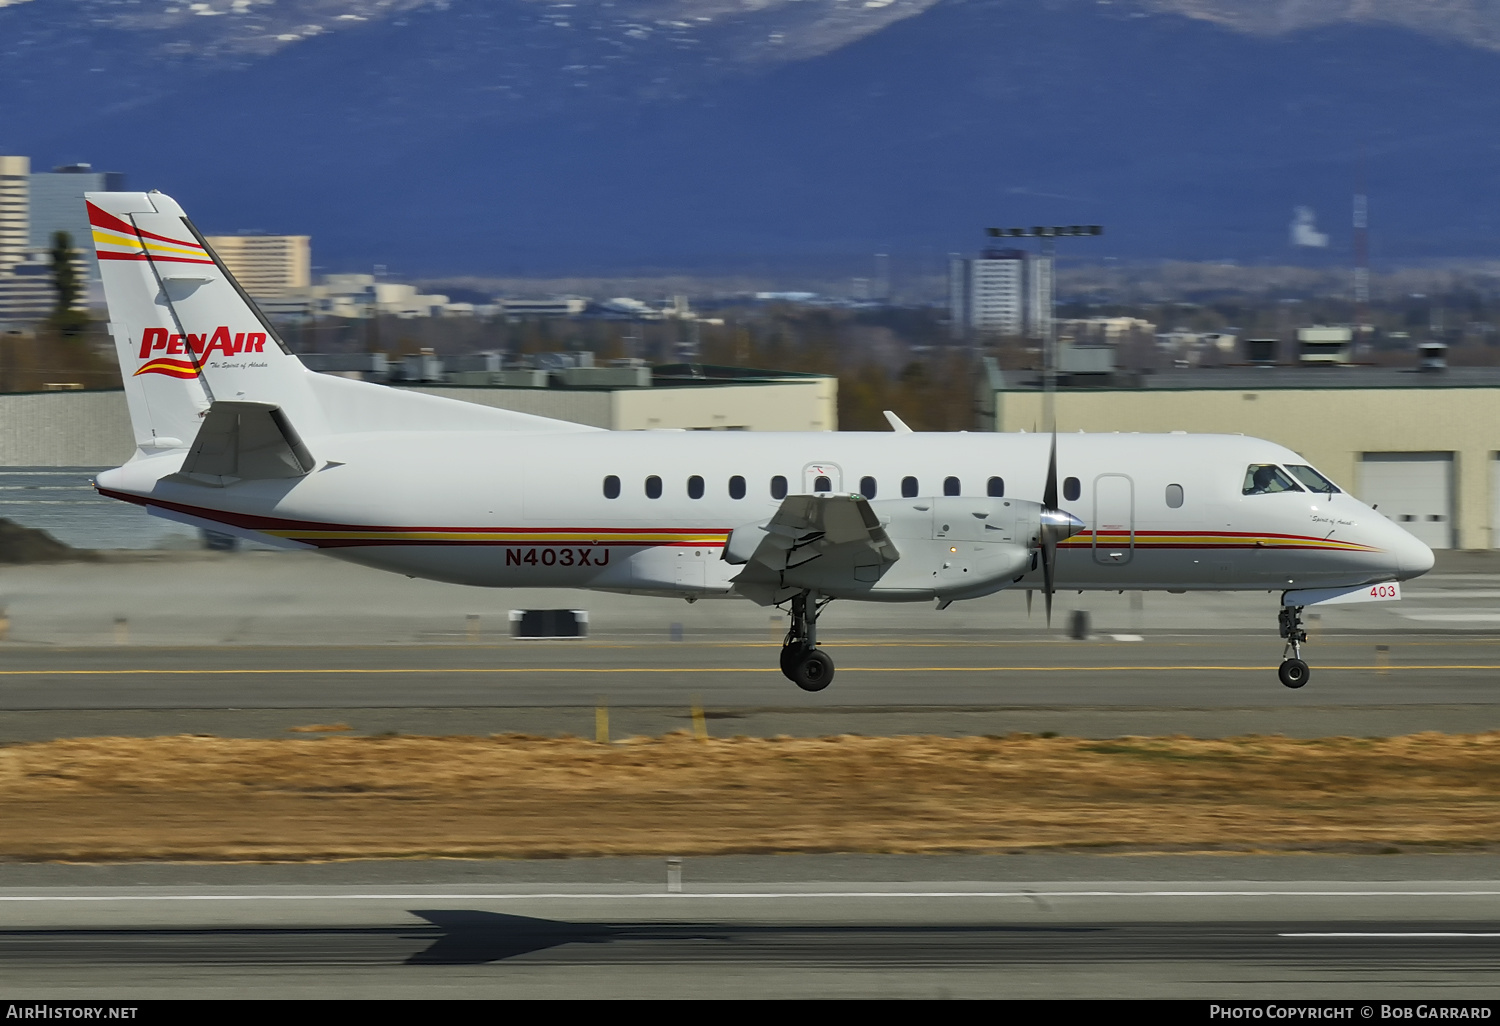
[
  {"left": 202, "top": 233, "right": 310, "bottom": 299},
  {"left": 1297, "top": 325, "right": 1354, "bottom": 365},
  {"left": 28, "top": 163, "right": 125, "bottom": 276},
  {"left": 0, "top": 158, "right": 87, "bottom": 325},
  {"left": 948, "top": 247, "right": 1052, "bottom": 339},
  {"left": 977, "top": 360, "right": 1500, "bottom": 550},
  {"left": 501, "top": 297, "right": 588, "bottom": 318},
  {"left": 0, "top": 255, "right": 58, "bottom": 323},
  {"left": 0, "top": 156, "right": 28, "bottom": 274}
]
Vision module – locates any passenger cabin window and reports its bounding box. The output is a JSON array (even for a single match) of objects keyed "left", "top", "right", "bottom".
[
  {"left": 987, "top": 476, "right": 1004, "bottom": 497},
  {"left": 729, "top": 475, "right": 746, "bottom": 499},
  {"left": 1286, "top": 464, "right": 1342, "bottom": 495},
  {"left": 603, "top": 475, "right": 621, "bottom": 499},
  {"left": 771, "top": 475, "right": 788, "bottom": 500},
  {"left": 1165, "top": 483, "right": 1184, "bottom": 508},
  {"left": 688, "top": 475, "right": 704, "bottom": 499},
  {"left": 814, "top": 475, "right": 832, "bottom": 492},
  {"left": 646, "top": 475, "right": 662, "bottom": 499},
  {"left": 901, "top": 476, "right": 918, "bottom": 498},
  {"left": 943, "top": 476, "right": 960, "bottom": 496},
  {"left": 1242, "top": 464, "right": 1303, "bottom": 495},
  {"left": 859, "top": 476, "right": 877, "bottom": 499},
  {"left": 1063, "top": 477, "right": 1080, "bottom": 502}
]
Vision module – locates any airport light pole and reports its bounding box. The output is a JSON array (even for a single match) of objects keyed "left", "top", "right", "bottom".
[{"left": 985, "top": 225, "right": 1103, "bottom": 432}]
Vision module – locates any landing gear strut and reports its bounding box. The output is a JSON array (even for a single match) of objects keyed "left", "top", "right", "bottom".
[
  {"left": 780, "top": 591, "right": 834, "bottom": 692},
  {"left": 1277, "top": 604, "right": 1310, "bottom": 689}
]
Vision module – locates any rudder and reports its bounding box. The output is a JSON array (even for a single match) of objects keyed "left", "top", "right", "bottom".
[{"left": 89, "top": 191, "right": 322, "bottom": 454}]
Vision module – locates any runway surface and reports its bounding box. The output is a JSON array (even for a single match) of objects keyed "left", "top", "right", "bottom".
[
  {"left": 4, "top": 857, "right": 1500, "bottom": 998},
  {"left": 4, "top": 554, "right": 1500, "bottom": 998},
  {"left": 2, "top": 552, "right": 1500, "bottom": 739},
  {"left": 3, "top": 630, "right": 1500, "bottom": 740}
]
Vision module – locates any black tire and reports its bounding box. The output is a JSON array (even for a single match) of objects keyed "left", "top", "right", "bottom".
[
  {"left": 1278, "top": 658, "right": 1310, "bottom": 689},
  {"left": 779, "top": 643, "right": 803, "bottom": 680},
  {"left": 791, "top": 649, "right": 835, "bottom": 692}
]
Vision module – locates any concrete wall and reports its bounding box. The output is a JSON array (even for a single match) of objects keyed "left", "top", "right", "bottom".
[
  {"left": 996, "top": 386, "right": 1500, "bottom": 549},
  {"left": 0, "top": 377, "right": 839, "bottom": 468},
  {"left": 0, "top": 390, "right": 134, "bottom": 466},
  {"left": 612, "top": 380, "right": 836, "bottom": 432},
  {"left": 408, "top": 386, "right": 614, "bottom": 429},
  {"left": 414, "top": 379, "right": 835, "bottom": 431}
]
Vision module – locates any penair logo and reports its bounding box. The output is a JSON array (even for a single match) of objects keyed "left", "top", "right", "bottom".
[{"left": 134, "top": 327, "right": 268, "bottom": 379}]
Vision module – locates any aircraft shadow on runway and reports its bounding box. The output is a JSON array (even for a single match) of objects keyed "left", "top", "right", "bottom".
[
  {"left": 404, "top": 909, "right": 1105, "bottom": 965},
  {"left": 0, "top": 911, "right": 1104, "bottom": 968}
]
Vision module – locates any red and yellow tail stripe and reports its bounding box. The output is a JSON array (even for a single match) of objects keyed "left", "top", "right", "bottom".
[
  {"left": 133, "top": 358, "right": 202, "bottom": 380},
  {"left": 88, "top": 201, "right": 215, "bottom": 266}
]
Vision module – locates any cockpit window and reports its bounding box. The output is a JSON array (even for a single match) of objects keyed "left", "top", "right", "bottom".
[
  {"left": 1243, "top": 464, "right": 1304, "bottom": 495},
  {"left": 1285, "top": 464, "right": 1342, "bottom": 494}
]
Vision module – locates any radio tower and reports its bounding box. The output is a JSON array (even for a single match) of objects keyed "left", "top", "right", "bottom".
[{"left": 1353, "top": 155, "right": 1370, "bottom": 341}]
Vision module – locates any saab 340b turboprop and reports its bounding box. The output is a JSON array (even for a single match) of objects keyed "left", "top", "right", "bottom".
[{"left": 87, "top": 190, "right": 1435, "bottom": 691}]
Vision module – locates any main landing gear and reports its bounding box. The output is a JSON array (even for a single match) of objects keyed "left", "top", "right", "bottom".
[
  {"left": 780, "top": 591, "right": 834, "bottom": 692},
  {"left": 1277, "top": 604, "right": 1310, "bottom": 689}
]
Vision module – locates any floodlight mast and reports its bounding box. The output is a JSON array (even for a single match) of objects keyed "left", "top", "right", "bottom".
[{"left": 984, "top": 225, "right": 1104, "bottom": 433}]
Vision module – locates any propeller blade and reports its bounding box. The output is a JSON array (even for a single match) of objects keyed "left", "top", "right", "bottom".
[
  {"left": 1041, "top": 537, "right": 1055, "bottom": 626},
  {"left": 1043, "top": 430, "right": 1059, "bottom": 512},
  {"left": 1025, "top": 589, "right": 1033, "bottom": 617}
]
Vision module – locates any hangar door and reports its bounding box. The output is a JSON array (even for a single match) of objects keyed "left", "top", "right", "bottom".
[{"left": 1358, "top": 452, "right": 1454, "bottom": 550}]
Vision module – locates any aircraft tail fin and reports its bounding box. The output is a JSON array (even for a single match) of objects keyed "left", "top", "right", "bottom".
[{"left": 89, "top": 191, "right": 323, "bottom": 455}]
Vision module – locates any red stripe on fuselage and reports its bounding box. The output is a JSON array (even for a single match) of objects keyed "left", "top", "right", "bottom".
[{"left": 94, "top": 488, "right": 728, "bottom": 547}]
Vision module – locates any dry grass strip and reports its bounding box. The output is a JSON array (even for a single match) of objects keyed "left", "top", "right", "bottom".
[{"left": 2, "top": 732, "right": 1500, "bottom": 862}]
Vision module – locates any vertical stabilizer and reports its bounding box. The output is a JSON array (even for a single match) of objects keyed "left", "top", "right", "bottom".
[{"left": 89, "top": 191, "right": 323, "bottom": 454}]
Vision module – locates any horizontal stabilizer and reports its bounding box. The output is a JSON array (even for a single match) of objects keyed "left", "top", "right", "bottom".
[{"left": 177, "top": 401, "right": 316, "bottom": 486}]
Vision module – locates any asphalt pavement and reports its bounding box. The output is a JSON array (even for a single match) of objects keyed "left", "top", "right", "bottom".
[
  {"left": 3, "top": 857, "right": 1500, "bottom": 998},
  {"left": 2, "top": 551, "right": 1500, "bottom": 740},
  {"left": 5, "top": 554, "right": 1500, "bottom": 998}
]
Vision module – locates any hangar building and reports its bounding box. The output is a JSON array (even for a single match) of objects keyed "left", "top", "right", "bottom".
[{"left": 979, "top": 363, "right": 1500, "bottom": 550}]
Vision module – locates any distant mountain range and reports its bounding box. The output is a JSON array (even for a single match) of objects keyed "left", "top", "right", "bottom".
[{"left": 3, "top": 0, "right": 1499, "bottom": 274}]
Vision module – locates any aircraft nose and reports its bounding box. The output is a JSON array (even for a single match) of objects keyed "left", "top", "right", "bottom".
[{"left": 1392, "top": 527, "right": 1435, "bottom": 580}]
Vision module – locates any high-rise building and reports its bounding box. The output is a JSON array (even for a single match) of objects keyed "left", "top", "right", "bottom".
[
  {"left": 28, "top": 164, "right": 126, "bottom": 276},
  {"left": 1026, "top": 249, "right": 1053, "bottom": 340},
  {"left": 949, "top": 247, "right": 1053, "bottom": 340},
  {"left": 203, "top": 233, "right": 311, "bottom": 299},
  {"left": 0, "top": 157, "right": 90, "bottom": 325},
  {"left": 0, "top": 155, "right": 29, "bottom": 274}
]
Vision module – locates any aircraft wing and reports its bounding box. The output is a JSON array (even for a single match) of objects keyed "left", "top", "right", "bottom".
[{"left": 724, "top": 493, "right": 900, "bottom": 574}]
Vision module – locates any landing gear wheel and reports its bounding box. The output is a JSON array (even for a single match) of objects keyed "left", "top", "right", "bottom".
[
  {"left": 779, "top": 643, "right": 804, "bottom": 679},
  {"left": 778, "top": 591, "right": 836, "bottom": 691},
  {"left": 1278, "top": 658, "right": 1310, "bottom": 689},
  {"left": 790, "top": 648, "right": 834, "bottom": 692}
]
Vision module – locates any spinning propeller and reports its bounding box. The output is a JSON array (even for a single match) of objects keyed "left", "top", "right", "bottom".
[{"left": 1032, "top": 429, "right": 1086, "bottom": 625}]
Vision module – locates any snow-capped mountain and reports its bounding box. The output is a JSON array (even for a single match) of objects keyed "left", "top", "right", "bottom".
[{"left": 3, "top": 0, "right": 1499, "bottom": 271}]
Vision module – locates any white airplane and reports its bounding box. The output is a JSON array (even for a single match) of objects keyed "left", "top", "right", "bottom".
[{"left": 87, "top": 190, "right": 1434, "bottom": 691}]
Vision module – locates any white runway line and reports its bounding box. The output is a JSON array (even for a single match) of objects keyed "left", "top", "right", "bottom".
[{"left": 1281, "top": 932, "right": 1500, "bottom": 938}]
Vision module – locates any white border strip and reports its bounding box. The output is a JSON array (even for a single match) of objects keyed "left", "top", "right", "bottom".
[{"left": 2, "top": 889, "right": 1500, "bottom": 902}]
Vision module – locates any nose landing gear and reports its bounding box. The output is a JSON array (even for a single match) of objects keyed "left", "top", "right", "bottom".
[
  {"left": 1277, "top": 604, "right": 1310, "bottom": 689},
  {"left": 780, "top": 591, "right": 834, "bottom": 692}
]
